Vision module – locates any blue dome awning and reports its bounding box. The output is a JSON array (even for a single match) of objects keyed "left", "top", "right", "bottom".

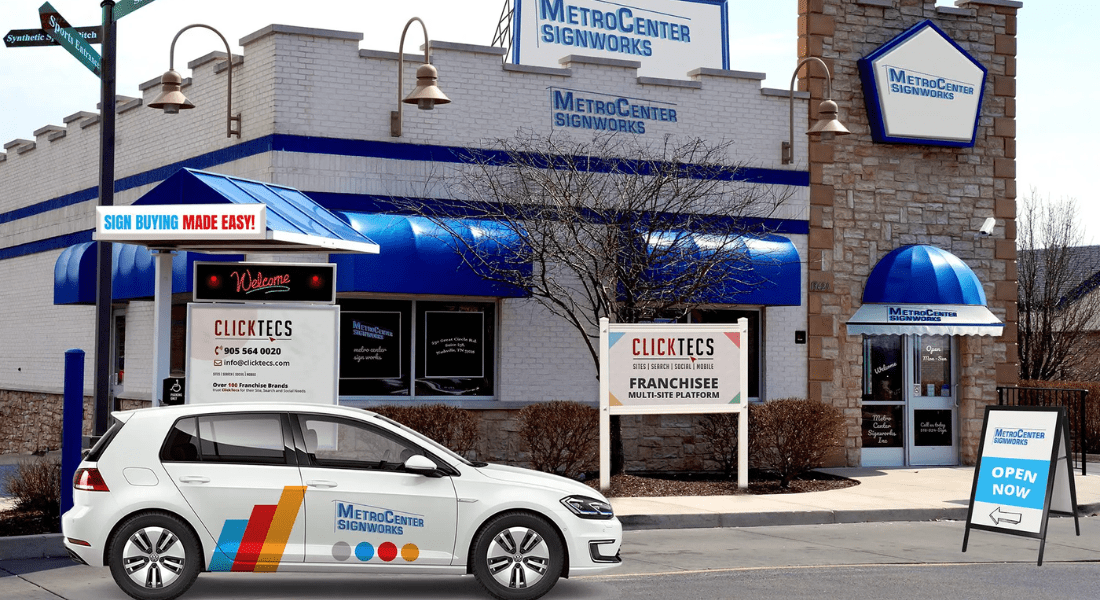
[
  {"left": 54, "top": 242, "right": 242, "bottom": 305},
  {"left": 330, "top": 212, "right": 530, "bottom": 298},
  {"left": 848, "top": 245, "right": 1002, "bottom": 336}
]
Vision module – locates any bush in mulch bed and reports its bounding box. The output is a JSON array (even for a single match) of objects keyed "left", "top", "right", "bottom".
[
  {"left": 1, "top": 456, "right": 63, "bottom": 537},
  {"left": 586, "top": 470, "right": 858, "bottom": 498}
]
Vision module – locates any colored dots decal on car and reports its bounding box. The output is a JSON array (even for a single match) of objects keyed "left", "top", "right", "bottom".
[
  {"left": 401, "top": 543, "right": 420, "bottom": 562},
  {"left": 355, "top": 542, "right": 375, "bottom": 562},
  {"left": 378, "top": 541, "right": 398, "bottom": 562},
  {"left": 332, "top": 541, "right": 351, "bottom": 561}
]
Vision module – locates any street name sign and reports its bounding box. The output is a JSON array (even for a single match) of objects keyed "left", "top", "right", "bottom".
[
  {"left": 38, "top": 2, "right": 101, "bottom": 76},
  {"left": 4, "top": 26, "right": 100, "bottom": 48},
  {"left": 962, "top": 405, "right": 1079, "bottom": 565},
  {"left": 113, "top": 0, "right": 160, "bottom": 21}
]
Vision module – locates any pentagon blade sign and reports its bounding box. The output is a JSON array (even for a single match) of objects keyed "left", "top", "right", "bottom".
[{"left": 962, "top": 406, "right": 1079, "bottom": 566}]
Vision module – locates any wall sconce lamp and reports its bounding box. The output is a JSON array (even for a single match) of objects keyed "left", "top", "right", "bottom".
[
  {"left": 391, "top": 17, "right": 450, "bottom": 137},
  {"left": 149, "top": 24, "right": 241, "bottom": 138},
  {"left": 783, "top": 57, "right": 849, "bottom": 165}
]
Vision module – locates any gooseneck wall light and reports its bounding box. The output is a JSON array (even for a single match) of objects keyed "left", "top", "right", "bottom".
[
  {"left": 391, "top": 17, "right": 450, "bottom": 137},
  {"left": 149, "top": 24, "right": 241, "bottom": 138},
  {"left": 783, "top": 57, "right": 849, "bottom": 164}
]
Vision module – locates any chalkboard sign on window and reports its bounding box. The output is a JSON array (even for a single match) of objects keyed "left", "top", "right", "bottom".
[
  {"left": 423, "top": 311, "right": 484, "bottom": 378},
  {"left": 340, "top": 312, "right": 402, "bottom": 379},
  {"left": 862, "top": 405, "right": 903, "bottom": 448},
  {"left": 914, "top": 409, "right": 953, "bottom": 447}
]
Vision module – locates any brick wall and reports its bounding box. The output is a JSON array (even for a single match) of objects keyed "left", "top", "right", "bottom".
[{"left": 802, "top": 0, "right": 1020, "bottom": 465}]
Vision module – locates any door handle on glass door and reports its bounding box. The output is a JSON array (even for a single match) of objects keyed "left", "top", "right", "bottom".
[{"left": 306, "top": 480, "right": 337, "bottom": 488}]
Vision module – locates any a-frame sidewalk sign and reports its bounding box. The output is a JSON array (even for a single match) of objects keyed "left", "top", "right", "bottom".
[{"left": 962, "top": 405, "right": 1080, "bottom": 566}]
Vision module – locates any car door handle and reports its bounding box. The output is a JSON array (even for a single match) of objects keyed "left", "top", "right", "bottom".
[
  {"left": 178, "top": 476, "right": 210, "bottom": 484},
  {"left": 306, "top": 480, "right": 337, "bottom": 489}
]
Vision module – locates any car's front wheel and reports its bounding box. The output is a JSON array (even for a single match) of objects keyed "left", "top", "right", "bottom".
[
  {"left": 471, "top": 512, "right": 564, "bottom": 600},
  {"left": 107, "top": 512, "right": 201, "bottom": 600}
]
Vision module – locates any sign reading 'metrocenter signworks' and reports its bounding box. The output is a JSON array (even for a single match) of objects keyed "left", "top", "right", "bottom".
[
  {"left": 186, "top": 303, "right": 339, "bottom": 405},
  {"left": 599, "top": 318, "right": 748, "bottom": 491},
  {"left": 962, "top": 406, "right": 1079, "bottom": 566}
]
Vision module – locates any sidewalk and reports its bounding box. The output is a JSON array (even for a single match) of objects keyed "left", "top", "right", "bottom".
[{"left": 610, "top": 464, "right": 1100, "bottom": 529}]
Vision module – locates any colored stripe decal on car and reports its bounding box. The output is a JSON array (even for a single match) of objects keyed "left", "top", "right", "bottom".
[
  {"left": 255, "top": 486, "right": 308, "bottom": 572},
  {"left": 209, "top": 486, "right": 307, "bottom": 572}
]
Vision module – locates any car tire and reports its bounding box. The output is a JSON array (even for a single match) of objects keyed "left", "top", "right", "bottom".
[
  {"left": 471, "top": 512, "right": 564, "bottom": 600},
  {"left": 107, "top": 512, "right": 202, "bottom": 600}
]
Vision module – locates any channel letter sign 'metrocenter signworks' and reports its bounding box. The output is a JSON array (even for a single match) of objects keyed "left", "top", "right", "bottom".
[
  {"left": 858, "top": 20, "right": 987, "bottom": 147},
  {"left": 513, "top": 0, "right": 729, "bottom": 80},
  {"left": 962, "top": 406, "right": 1079, "bottom": 566},
  {"left": 186, "top": 303, "right": 339, "bottom": 405},
  {"left": 599, "top": 318, "right": 748, "bottom": 491}
]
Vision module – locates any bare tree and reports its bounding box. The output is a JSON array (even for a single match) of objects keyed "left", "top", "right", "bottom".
[
  {"left": 1017, "top": 190, "right": 1100, "bottom": 381},
  {"left": 396, "top": 131, "right": 797, "bottom": 368}
]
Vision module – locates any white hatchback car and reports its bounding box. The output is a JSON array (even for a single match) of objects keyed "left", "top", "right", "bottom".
[{"left": 62, "top": 403, "right": 621, "bottom": 600}]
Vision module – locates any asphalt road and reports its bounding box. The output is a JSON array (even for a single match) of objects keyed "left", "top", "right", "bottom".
[{"left": 2, "top": 518, "right": 1098, "bottom": 599}]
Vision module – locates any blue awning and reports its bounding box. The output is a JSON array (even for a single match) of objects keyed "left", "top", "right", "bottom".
[
  {"left": 329, "top": 212, "right": 529, "bottom": 297},
  {"left": 847, "top": 244, "right": 1002, "bottom": 336},
  {"left": 54, "top": 242, "right": 242, "bottom": 305},
  {"left": 645, "top": 232, "right": 801, "bottom": 305},
  {"left": 124, "top": 168, "right": 378, "bottom": 254}
]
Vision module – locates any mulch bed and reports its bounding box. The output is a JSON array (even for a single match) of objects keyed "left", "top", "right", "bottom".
[
  {"left": 586, "top": 470, "right": 859, "bottom": 497},
  {"left": 0, "top": 507, "right": 60, "bottom": 537}
]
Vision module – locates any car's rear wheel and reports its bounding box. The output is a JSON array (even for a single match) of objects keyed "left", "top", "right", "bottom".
[
  {"left": 108, "top": 512, "right": 201, "bottom": 600},
  {"left": 471, "top": 512, "right": 564, "bottom": 600}
]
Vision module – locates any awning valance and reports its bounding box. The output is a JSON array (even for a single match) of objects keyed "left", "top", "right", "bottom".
[
  {"left": 847, "top": 244, "right": 1003, "bottom": 336},
  {"left": 54, "top": 242, "right": 242, "bottom": 305},
  {"left": 645, "top": 231, "right": 801, "bottom": 306},
  {"left": 330, "top": 212, "right": 530, "bottom": 297}
]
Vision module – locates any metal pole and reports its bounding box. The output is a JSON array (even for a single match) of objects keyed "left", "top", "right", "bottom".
[
  {"left": 93, "top": 1, "right": 117, "bottom": 435},
  {"left": 61, "top": 349, "right": 86, "bottom": 516}
]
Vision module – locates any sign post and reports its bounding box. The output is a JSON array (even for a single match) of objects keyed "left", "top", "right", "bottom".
[
  {"left": 962, "top": 405, "right": 1080, "bottom": 566},
  {"left": 599, "top": 318, "right": 749, "bottom": 491}
]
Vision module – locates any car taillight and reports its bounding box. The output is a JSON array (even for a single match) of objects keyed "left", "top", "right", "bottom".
[{"left": 73, "top": 468, "right": 109, "bottom": 492}]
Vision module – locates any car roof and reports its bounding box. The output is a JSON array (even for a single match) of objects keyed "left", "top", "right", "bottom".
[{"left": 113, "top": 402, "right": 380, "bottom": 422}]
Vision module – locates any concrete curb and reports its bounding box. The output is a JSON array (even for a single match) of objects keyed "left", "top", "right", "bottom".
[
  {"left": 620, "top": 507, "right": 971, "bottom": 530},
  {"left": 0, "top": 533, "right": 67, "bottom": 560}
]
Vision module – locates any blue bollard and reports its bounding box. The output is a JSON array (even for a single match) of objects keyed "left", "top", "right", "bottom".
[{"left": 61, "top": 349, "right": 86, "bottom": 516}]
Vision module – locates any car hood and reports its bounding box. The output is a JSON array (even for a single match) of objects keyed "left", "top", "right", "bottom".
[{"left": 476, "top": 463, "right": 603, "bottom": 498}]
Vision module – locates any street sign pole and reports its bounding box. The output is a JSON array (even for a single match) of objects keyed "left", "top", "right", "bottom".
[{"left": 92, "top": 0, "right": 117, "bottom": 434}]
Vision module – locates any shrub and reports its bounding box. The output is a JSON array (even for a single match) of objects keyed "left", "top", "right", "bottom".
[
  {"left": 371, "top": 404, "right": 480, "bottom": 458},
  {"left": 2, "top": 456, "right": 61, "bottom": 514},
  {"left": 697, "top": 413, "right": 739, "bottom": 479},
  {"left": 518, "top": 401, "right": 598, "bottom": 479},
  {"left": 749, "top": 398, "right": 846, "bottom": 488}
]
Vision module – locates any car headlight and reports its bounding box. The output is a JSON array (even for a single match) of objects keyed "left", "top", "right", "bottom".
[{"left": 560, "top": 495, "right": 614, "bottom": 520}]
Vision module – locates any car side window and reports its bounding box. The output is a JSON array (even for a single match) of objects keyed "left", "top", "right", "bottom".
[
  {"left": 297, "top": 415, "right": 425, "bottom": 471},
  {"left": 185, "top": 414, "right": 290, "bottom": 465},
  {"left": 161, "top": 417, "right": 201, "bottom": 462}
]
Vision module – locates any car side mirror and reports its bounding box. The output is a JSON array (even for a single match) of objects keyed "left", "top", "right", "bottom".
[{"left": 404, "top": 454, "right": 442, "bottom": 476}]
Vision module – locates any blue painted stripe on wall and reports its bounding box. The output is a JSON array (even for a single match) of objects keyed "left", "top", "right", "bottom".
[
  {"left": 0, "top": 230, "right": 93, "bottom": 261},
  {"left": 1, "top": 134, "right": 810, "bottom": 256}
]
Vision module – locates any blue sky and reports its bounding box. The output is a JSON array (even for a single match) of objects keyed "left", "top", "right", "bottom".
[{"left": 0, "top": 0, "right": 1094, "bottom": 242}]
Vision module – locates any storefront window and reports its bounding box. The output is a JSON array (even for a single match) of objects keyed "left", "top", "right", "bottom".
[
  {"left": 863, "top": 335, "right": 903, "bottom": 401},
  {"left": 914, "top": 335, "right": 951, "bottom": 397},
  {"left": 337, "top": 299, "right": 495, "bottom": 398},
  {"left": 685, "top": 309, "right": 760, "bottom": 399}
]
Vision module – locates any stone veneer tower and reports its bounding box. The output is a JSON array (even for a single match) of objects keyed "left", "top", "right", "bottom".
[{"left": 800, "top": 0, "right": 1021, "bottom": 465}]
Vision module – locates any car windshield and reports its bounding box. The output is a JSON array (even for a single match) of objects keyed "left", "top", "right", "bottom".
[{"left": 372, "top": 414, "right": 481, "bottom": 467}]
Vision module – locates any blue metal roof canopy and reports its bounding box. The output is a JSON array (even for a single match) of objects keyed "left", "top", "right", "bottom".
[
  {"left": 128, "top": 168, "right": 378, "bottom": 254},
  {"left": 847, "top": 245, "right": 1003, "bottom": 336}
]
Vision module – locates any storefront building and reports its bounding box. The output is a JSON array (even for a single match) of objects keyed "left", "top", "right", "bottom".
[{"left": 0, "top": 0, "right": 1020, "bottom": 469}]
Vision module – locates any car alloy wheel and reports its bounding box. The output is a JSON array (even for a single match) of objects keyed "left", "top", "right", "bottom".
[
  {"left": 472, "top": 512, "right": 563, "bottom": 600},
  {"left": 109, "top": 512, "right": 201, "bottom": 600}
]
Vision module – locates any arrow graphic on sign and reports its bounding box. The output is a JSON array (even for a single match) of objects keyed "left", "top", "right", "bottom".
[{"left": 990, "top": 506, "right": 1023, "bottom": 525}]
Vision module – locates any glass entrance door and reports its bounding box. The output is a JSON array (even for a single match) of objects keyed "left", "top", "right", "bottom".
[{"left": 907, "top": 335, "right": 958, "bottom": 465}]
